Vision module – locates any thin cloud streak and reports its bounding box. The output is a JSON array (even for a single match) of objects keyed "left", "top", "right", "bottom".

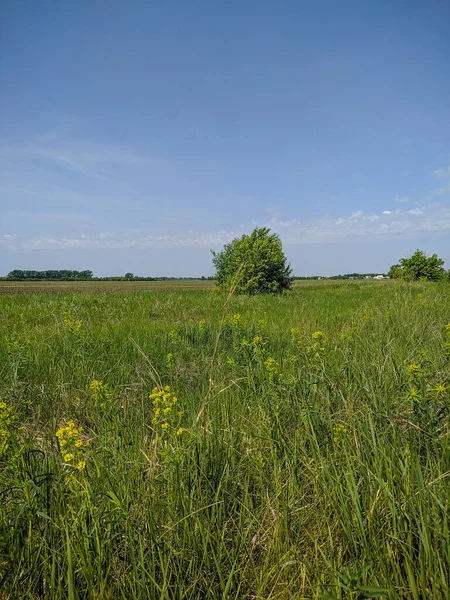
[
  {"left": 434, "top": 165, "right": 450, "bottom": 178},
  {"left": 433, "top": 184, "right": 450, "bottom": 196},
  {"left": 2, "top": 204, "right": 450, "bottom": 251}
]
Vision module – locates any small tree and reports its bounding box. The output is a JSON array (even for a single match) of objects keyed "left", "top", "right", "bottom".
[
  {"left": 212, "top": 227, "right": 293, "bottom": 294},
  {"left": 124, "top": 272, "right": 134, "bottom": 279},
  {"left": 389, "top": 250, "right": 447, "bottom": 282}
]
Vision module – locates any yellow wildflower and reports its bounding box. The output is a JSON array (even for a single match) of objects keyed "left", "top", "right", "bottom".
[
  {"left": 431, "top": 383, "right": 448, "bottom": 398},
  {"left": 407, "top": 388, "right": 421, "bottom": 402},
  {"left": 63, "top": 453, "right": 74, "bottom": 462},
  {"left": 407, "top": 364, "right": 422, "bottom": 378},
  {"left": 312, "top": 330, "right": 325, "bottom": 340},
  {"left": 150, "top": 385, "right": 183, "bottom": 438},
  {"left": 264, "top": 357, "right": 282, "bottom": 383},
  {"left": 333, "top": 422, "right": 347, "bottom": 443}
]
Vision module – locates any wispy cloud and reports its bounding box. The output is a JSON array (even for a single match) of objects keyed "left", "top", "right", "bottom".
[
  {"left": 0, "top": 230, "right": 243, "bottom": 251},
  {"left": 433, "top": 165, "right": 450, "bottom": 178},
  {"left": 0, "top": 138, "right": 159, "bottom": 181},
  {"left": 2, "top": 204, "right": 450, "bottom": 252},
  {"left": 433, "top": 184, "right": 450, "bottom": 196},
  {"left": 265, "top": 205, "right": 281, "bottom": 217},
  {"left": 393, "top": 194, "right": 409, "bottom": 203}
]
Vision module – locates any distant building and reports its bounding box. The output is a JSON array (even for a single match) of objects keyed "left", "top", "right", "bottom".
[{"left": 373, "top": 275, "right": 385, "bottom": 279}]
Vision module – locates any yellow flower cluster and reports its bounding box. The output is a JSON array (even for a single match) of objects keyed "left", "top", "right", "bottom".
[
  {"left": 264, "top": 357, "right": 282, "bottom": 384},
  {"left": 252, "top": 335, "right": 264, "bottom": 350},
  {"left": 90, "top": 379, "right": 113, "bottom": 410},
  {"left": 232, "top": 313, "right": 243, "bottom": 329},
  {"left": 63, "top": 311, "right": 83, "bottom": 333},
  {"left": 407, "top": 363, "right": 423, "bottom": 380},
  {"left": 56, "top": 420, "right": 87, "bottom": 471},
  {"left": 150, "top": 386, "right": 184, "bottom": 436},
  {"left": 312, "top": 331, "right": 326, "bottom": 350},
  {"left": 333, "top": 422, "right": 347, "bottom": 444},
  {"left": 0, "top": 401, "right": 16, "bottom": 426},
  {"left": 308, "top": 330, "right": 327, "bottom": 360}
]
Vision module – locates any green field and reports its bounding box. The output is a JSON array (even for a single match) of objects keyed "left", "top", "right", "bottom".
[{"left": 1, "top": 281, "right": 449, "bottom": 598}]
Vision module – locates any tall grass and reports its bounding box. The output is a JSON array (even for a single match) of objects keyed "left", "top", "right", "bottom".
[{"left": 1, "top": 281, "right": 449, "bottom": 598}]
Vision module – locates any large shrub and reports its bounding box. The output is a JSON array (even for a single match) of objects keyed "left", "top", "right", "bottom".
[
  {"left": 389, "top": 249, "right": 447, "bottom": 282},
  {"left": 212, "top": 227, "right": 293, "bottom": 294}
]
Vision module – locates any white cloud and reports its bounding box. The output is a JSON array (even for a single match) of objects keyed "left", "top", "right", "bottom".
[
  {"left": 0, "top": 230, "right": 242, "bottom": 252},
  {"left": 265, "top": 206, "right": 281, "bottom": 217},
  {"left": 434, "top": 165, "right": 450, "bottom": 178},
  {"left": 2, "top": 203, "right": 450, "bottom": 252},
  {"left": 393, "top": 195, "right": 409, "bottom": 203},
  {"left": 268, "top": 204, "right": 450, "bottom": 244}
]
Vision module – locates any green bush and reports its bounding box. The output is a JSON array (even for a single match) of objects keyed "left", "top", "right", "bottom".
[
  {"left": 389, "top": 249, "right": 448, "bottom": 282},
  {"left": 212, "top": 227, "right": 293, "bottom": 294}
]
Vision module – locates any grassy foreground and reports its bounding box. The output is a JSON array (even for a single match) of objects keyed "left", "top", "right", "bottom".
[{"left": 1, "top": 281, "right": 449, "bottom": 599}]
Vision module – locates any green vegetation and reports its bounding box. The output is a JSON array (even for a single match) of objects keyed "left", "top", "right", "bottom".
[
  {"left": 212, "top": 227, "right": 293, "bottom": 294},
  {"left": 1, "top": 280, "right": 449, "bottom": 598},
  {"left": 4, "top": 271, "right": 216, "bottom": 282},
  {"left": 389, "top": 249, "right": 448, "bottom": 282},
  {"left": 7, "top": 269, "right": 94, "bottom": 280}
]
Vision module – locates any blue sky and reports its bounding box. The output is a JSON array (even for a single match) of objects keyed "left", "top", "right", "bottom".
[{"left": 1, "top": 0, "right": 449, "bottom": 276}]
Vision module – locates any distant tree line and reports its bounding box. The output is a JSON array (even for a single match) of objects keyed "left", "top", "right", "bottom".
[
  {"left": 7, "top": 270, "right": 94, "bottom": 280},
  {"left": 5, "top": 270, "right": 217, "bottom": 281}
]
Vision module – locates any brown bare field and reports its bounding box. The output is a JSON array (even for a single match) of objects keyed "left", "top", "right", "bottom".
[
  {"left": 0, "top": 278, "right": 393, "bottom": 295},
  {"left": 0, "top": 279, "right": 215, "bottom": 295}
]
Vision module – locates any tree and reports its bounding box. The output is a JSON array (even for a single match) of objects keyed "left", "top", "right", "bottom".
[
  {"left": 211, "top": 227, "right": 293, "bottom": 294},
  {"left": 124, "top": 273, "right": 134, "bottom": 279},
  {"left": 389, "top": 249, "right": 447, "bottom": 282}
]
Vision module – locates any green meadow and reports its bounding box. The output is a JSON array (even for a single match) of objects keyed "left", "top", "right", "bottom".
[{"left": 1, "top": 281, "right": 449, "bottom": 599}]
